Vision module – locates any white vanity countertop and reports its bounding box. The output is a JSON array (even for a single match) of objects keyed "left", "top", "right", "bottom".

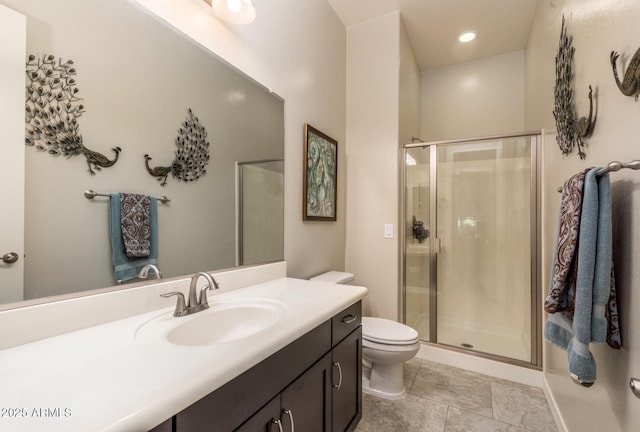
[{"left": 0, "top": 277, "right": 367, "bottom": 432}]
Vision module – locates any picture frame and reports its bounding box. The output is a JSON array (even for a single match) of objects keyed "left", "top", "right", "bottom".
[{"left": 303, "top": 124, "right": 337, "bottom": 221}]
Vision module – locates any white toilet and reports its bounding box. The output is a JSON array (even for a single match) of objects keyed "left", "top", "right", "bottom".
[{"left": 310, "top": 271, "right": 420, "bottom": 400}]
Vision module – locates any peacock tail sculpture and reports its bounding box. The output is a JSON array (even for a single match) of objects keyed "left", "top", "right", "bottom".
[
  {"left": 24, "top": 54, "right": 121, "bottom": 175},
  {"left": 552, "top": 16, "right": 594, "bottom": 160},
  {"left": 145, "top": 109, "right": 210, "bottom": 186}
]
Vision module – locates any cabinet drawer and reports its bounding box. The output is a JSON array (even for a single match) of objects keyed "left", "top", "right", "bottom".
[{"left": 332, "top": 301, "right": 361, "bottom": 346}]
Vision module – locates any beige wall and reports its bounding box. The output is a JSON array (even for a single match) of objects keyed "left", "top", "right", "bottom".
[
  {"left": 526, "top": 1, "right": 640, "bottom": 430},
  {"left": 399, "top": 20, "right": 422, "bottom": 146},
  {"left": 345, "top": 12, "right": 417, "bottom": 320},
  {"left": 421, "top": 51, "right": 525, "bottom": 141},
  {"left": 132, "top": 0, "right": 347, "bottom": 281}
]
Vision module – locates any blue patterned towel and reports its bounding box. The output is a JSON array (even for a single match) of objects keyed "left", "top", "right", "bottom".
[
  {"left": 120, "top": 193, "right": 151, "bottom": 258},
  {"left": 545, "top": 168, "right": 620, "bottom": 387},
  {"left": 109, "top": 194, "right": 158, "bottom": 283}
]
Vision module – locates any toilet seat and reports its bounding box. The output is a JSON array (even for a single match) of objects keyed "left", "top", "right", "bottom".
[
  {"left": 362, "top": 338, "right": 420, "bottom": 353},
  {"left": 362, "top": 317, "right": 419, "bottom": 345}
]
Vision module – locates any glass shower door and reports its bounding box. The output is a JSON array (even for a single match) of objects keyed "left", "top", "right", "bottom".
[
  {"left": 404, "top": 147, "right": 431, "bottom": 341},
  {"left": 435, "top": 138, "right": 532, "bottom": 362},
  {"left": 403, "top": 134, "right": 538, "bottom": 364}
]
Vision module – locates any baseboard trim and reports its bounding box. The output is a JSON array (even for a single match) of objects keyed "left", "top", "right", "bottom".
[{"left": 542, "top": 374, "right": 568, "bottom": 432}]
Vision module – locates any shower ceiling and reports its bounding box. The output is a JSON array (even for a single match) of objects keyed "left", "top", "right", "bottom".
[{"left": 326, "top": 0, "right": 538, "bottom": 71}]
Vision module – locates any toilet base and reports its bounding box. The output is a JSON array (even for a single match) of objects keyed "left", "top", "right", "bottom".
[
  {"left": 362, "top": 375, "right": 406, "bottom": 400},
  {"left": 362, "top": 362, "right": 407, "bottom": 400}
]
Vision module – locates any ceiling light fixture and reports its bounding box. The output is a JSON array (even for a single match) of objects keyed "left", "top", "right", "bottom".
[
  {"left": 458, "top": 31, "right": 477, "bottom": 43},
  {"left": 205, "top": 0, "right": 256, "bottom": 25}
]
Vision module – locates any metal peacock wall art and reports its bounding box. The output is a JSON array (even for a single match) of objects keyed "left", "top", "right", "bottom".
[
  {"left": 552, "top": 15, "right": 595, "bottom": 160},
  {"left": 610, "top": 46, "right": 640, "bottom": 100},
  {"left": 144, "top": 109, "right": 210, "bottom": 186},
  {"left": 25, "top": 54, "right": 121, "bottom": 175}
]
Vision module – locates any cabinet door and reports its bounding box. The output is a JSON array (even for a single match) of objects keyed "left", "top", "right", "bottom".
[
  {"left": 176, "top": 322, "right": 331, "bottom": 431},
  {"left": 332, "top": 327, "right": 362, "bottom": 432},
  {"left": 236, "top": 396, "right": 281, "bottom": 432},
  {"left": 280, "top": 352, "right": 332, "bottom": 432},
  {"left": 148, "top": 417, "right": 173, "bottom": 432}
]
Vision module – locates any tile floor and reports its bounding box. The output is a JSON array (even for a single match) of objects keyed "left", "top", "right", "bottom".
[{"left": 355, "top": 358, "right": 558, "bottom": 432}]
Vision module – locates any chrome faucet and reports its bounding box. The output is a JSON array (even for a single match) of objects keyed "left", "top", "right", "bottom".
[
  {"left": 138, "top": 264, "right": 162, "bottom": 280},
  {"left": 192, "top": 271, "right": 220, "bottom": 309},
  {"left": 160, "top": 271, "right": 220, "bottom": 317}
]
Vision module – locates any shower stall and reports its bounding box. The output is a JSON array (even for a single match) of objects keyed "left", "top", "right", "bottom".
[{"left": 401, "top": 132, "right": 541, "bottom": 367}]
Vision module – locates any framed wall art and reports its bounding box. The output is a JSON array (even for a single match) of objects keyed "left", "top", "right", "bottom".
[{"left": 303, "top": 124, "right": 337, "bottom": 221}]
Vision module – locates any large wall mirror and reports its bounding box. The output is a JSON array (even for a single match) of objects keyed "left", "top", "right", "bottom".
[{"left": 0, "top": 0, "right": 285, "bottom": 308}]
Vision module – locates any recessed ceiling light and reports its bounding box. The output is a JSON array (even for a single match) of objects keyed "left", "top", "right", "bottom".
[{"left": 458, "top": 31, "right": 477, "bottom": 43}]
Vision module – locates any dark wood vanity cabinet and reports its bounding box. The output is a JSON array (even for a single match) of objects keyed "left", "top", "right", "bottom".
[
  {"left": 331, "top": 302, "right": 362, "bottom": 432},
  {"left": 331, "top": 328, "right": 362, "bottom": 432},
  {"left": 237, "top": 352, "right": 332, "bottom": 432},
  {"left": 151, "top": 301, "right": 362, "bottom": 432},
  {"left": 149, "top": 418, "right": 172, "bottom": 432}
]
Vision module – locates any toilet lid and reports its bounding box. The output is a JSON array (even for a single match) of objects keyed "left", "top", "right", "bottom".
[{"left": 362, "top": 317, "right": 419, "bottom": 345}]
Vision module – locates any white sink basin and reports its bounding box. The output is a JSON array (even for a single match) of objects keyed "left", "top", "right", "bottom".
[{"left": 135, "top": 298, "right": 289, "bottom": 347}]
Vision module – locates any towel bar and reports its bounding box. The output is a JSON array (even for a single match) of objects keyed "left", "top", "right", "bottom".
[
  {"left": 84, "top": 189, "right": 170, "bottom": 204},
  {"left": 556, "top": 159, "right": 640, "bottom": 192},
  {"left": 631, "top": 378, "right": 640, "bottom": 399}
]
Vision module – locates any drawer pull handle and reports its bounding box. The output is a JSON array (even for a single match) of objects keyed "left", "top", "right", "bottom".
[
  {"left": 283, "top": 409, "right": 295, "bottom": 432},
  {"left": 332, "top": 361, "right": 343, "bottom": 389},
  {"left": 271, "top": 418, "right": 284, "bottom": 432},
  {"left": 341, "top": 314, "right": 357, "bottom": 324}
]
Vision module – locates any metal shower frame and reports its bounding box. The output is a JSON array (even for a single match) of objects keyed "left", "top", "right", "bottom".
[{"left": 399, "top": 130, "right": 543, "bottom": 369}]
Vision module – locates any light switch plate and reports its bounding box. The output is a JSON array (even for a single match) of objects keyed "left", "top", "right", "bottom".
[{"left": 384, "top": 223, "right": 393, "bottom": 239}]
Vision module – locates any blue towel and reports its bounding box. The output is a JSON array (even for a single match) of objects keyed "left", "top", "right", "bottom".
[
  {"left": 544, "top": 168, "right": 613, "bottom": 386},
  {"left": 109, "top": 194, "right": 158, "bottom": 283}
]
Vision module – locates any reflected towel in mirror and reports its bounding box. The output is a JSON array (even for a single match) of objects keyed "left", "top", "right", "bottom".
[
  {"left": 109, "top": 194, "right": 158, "bottom": 283},
  {"left": 120, "top": 193, "right": 151, "bottom": 258}
]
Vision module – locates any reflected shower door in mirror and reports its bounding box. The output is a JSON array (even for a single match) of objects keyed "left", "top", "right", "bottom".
[
  {"left": 238, "top": 160, "right": 284, "bottom": 266},
  {"left": 0, "top": 0, "right": 284, "bottom": 308}
]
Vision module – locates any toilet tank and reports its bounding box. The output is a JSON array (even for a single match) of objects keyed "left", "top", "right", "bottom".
[{"left": 310, "top": 271, "right": 355, "bottom": 285}]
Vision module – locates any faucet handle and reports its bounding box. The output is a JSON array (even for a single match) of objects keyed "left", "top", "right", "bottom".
[
  {"left": 196, "top": 276, "right": 220, "bottom": 309},
  {"left": 198, "top": 286, "right": 210, "bottom": 308},
  {"left": 160, "top": 291, "right": 188, "bottom": 317}
]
